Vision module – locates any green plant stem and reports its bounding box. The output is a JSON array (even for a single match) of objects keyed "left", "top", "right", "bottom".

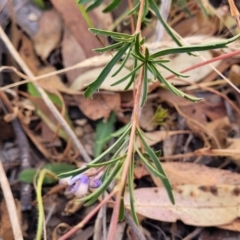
[
  {"left": 107, "top": 1, "right": 146, "bottom": 239},
  {"left": 36, "top": 170, "right": 57, "bottom": 240}
]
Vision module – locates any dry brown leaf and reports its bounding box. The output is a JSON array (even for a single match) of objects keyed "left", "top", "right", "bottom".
[
  {"left": 36, "top": 66, "right": 79, "bottom": 95},
  {"left": 75, "top": 93, "right": 121, "bottom": 120},
  {"left": 159, "top": 162, "right": 240, "bottom": 186},
  {"left": 226, "top": 138, "right": 240, "bottom": 164},
  {"left": 174, "top": 11, "right": 219, "bottom": 37},
  {"left": 51, "top": 0, "right": 101, "bottom": 58},
  {"left": 134, "top": 162, "right": 240, "bottom": 231},
  {"left": 229, "top": 64, "right": 240, "bottom": 85},
  {"left": 139, "top": 103, "right": 157, "bottom": 131},
  {"left": 33, "top": 9, "right": 62, "bottom": 60},
  {"left": 125, "top": 185, "right": 240, "bottom": 226},
  {"left": 61, "top": 4, "right": 112, "bottom": 84},
  {"left": 20, "top": 32, "right": 78, "bottom": 95},
  {"left": 134, "top": 162, "right": 240, "bottom": 187},
  {"left": 19, "top": 34, "right": 40, "bottom": 74},
  {"left": 62, "top": 27, "right": 87, "bottom": 84}
]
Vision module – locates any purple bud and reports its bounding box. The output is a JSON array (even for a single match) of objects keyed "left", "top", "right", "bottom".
[{"left": 89, "top": 178, "right": 102, "bottom": 188}]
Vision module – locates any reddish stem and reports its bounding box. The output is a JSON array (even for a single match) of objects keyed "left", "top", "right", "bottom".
[
  {"left": 107, "top": 1, "right": 146, "bottom": 239},
  {"left": 59, "top": 189, "right": 117, "bottom": 240}
]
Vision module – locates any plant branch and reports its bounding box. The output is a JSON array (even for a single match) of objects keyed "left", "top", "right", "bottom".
[
  {"left": 107, "top": 1, "right": 146, "bottom": 239},
  {"left": 128, "top": 0, "right": 135, "bottom": 33},
  {"left": 0, "top": 26, "right": 91, "bottom": 163}
]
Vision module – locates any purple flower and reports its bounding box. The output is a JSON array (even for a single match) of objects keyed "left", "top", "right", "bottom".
[
  {"left": 89, "top": 178, "right": 102, "bottom": 188},
  {"left": 59, "top": 173, "right": 102, "bottom": 198},
  {"left": 67, "top": 174, "right": 89, "bottom": 197}
]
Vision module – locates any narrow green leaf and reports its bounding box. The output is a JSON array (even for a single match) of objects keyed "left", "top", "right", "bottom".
[
  {"left": 131, "top": 52, "right": 145, "bottom": 62},
  {"left": 149, "top": 0, "right": 183, "bottom": 47},
  {"left": 87, "top": 156, "right": 125, "bottom": 168},
  {"left": 143, "top": 0, "right": 149, "bottom": 19},
  {"left": 147, "top": 63, "right": 157, "bottom": 80},
  {"left": 149, "top": 63, "right": 202, "bottom": 102},
  {"left": 111, "top": 135, "right": 129, "bottom": 160},
  {"left": 135, "top": 144, "right": 165, "bottom": 179},
  {"left": 127, "top": 2, "right": 140, "bottom": 16},
  {"left": 86, "top": 0, "right": 103, "bottom": 12},
  {"left": 128, "top": 155, "right": 139, "bottom": 224},
  {"left": 137, "top": 128, "right": 175, "bottom": 204},
  {"left": 89, "top": 28, "right": 132, "bottom": 39},
  {"left": 125, "top": 58, "right": 138, "bottom": 90},
  {"left": 93, "top": 42, "right": 123, "bottom": 53},
  {"left": 145, "top": 47, "right": 150, "bottom": 61},
  {"left": 57, "top": 165, "right": 88, "bottom": 179},
  {"left": 111, "top": 43, "right": 133, "bottom": 77},
  {"left": 111, "top": 123, "right": 131, "bottom": 137},
  {"left": 157, "top": 63, "right": 189, "bottom": 78},
  {"left": 19, "top": 163, "right": 75, "bottom": 184},
  {"left": 84, "top": 44, "right": 130, "bottom": 98},
  {"left": 88, "top": 123, "right": 130, "bottom": 164},
  {"left": 111, "top": 36, "right": 134, "bottom": 43},
  {"left": 134, "top": 33, "right": 145, "bottom": 60},
  {"left": 141, "top": 64, "right": 148, "bottom": 107},
  {"left": 111, "top": 64, "right": 143, "bottom": 86},
  {"left": 149, "top": 59, "right": 170, "bottom": 64},
  {"left": 103, "top": 0, "right": 121, "bottom": 12},
  {"left": 119, "top": 196, "right": 125, "bottom": 222},
  {"left": 101, "top": 164, "right": 112, "bottom": 182},
  {"left": 94, "top": 112, "right": 116, "bottom": 157},
  {"left": 150, "top": 34, "right": 240, "bottom": 58},
  {"left": 58, "top": 126, "right": 129, "bottom": 179},
  {"left": 83, "top": 161, "right": 123, "bottom": 204}
]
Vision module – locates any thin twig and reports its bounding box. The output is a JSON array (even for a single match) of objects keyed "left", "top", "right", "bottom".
[
  {"left": 0, "top": 157, "right": 23, "bottom": 240},
  {"left": 0, "top": 26, "right": 91, "bottom": 163}
]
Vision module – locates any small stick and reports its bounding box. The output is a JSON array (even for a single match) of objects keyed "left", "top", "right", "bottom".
[{"left": 0, "top": 158, "right": 23, "bottom": 240}]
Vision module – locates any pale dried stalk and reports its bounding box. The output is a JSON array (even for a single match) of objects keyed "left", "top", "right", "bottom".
[
  {"left": 0, "top": 158, "right": 23, "bottom": 240},
  {"left": 0, "top": 26, "right": 91, "bottom": 163}
]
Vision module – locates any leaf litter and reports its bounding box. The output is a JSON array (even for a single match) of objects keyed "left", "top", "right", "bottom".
[{"left": 2, "top": 0, "right": 240, "bottom": 239}]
